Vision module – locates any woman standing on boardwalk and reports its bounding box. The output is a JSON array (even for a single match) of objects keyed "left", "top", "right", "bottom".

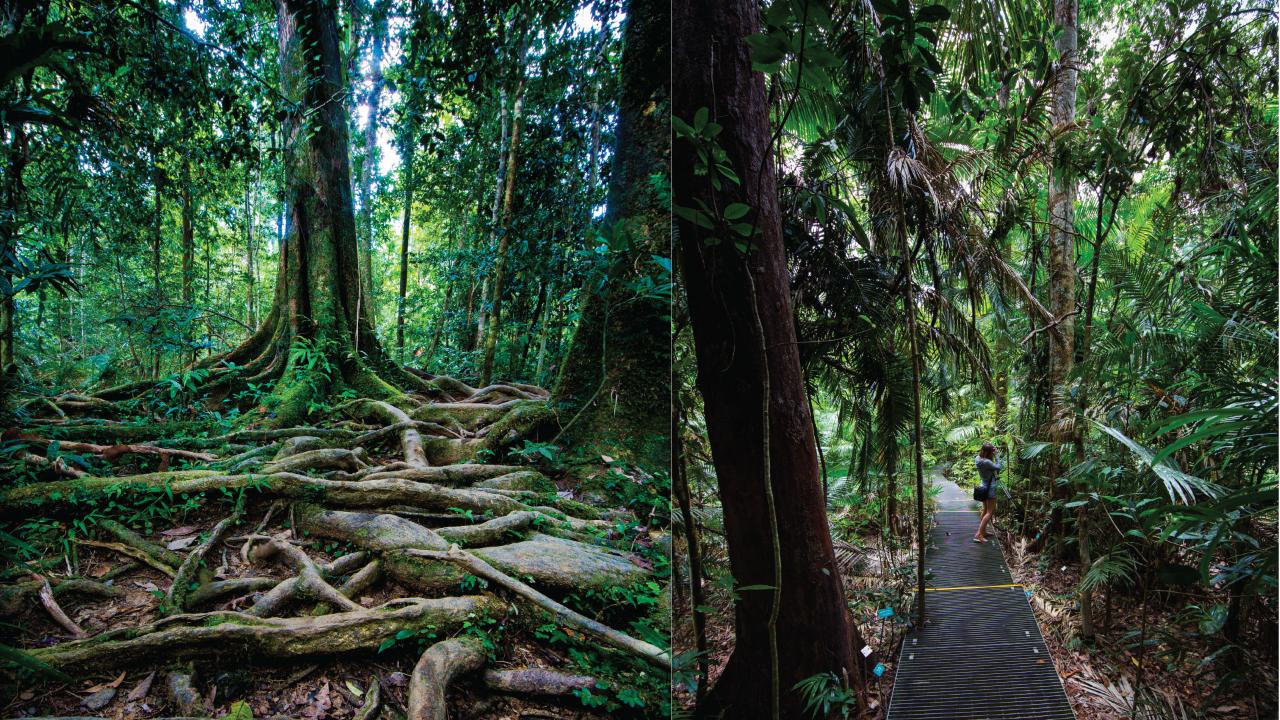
[{"left": 973, "top": 443, "right": 1001, "bottom": 543}]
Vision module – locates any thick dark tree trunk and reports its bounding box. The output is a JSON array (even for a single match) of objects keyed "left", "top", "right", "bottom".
[
  {"left": 197, "top": 0, "right": 418, "bottom": 425},
  {"left": 673, "top": 1, "right": 865, "bottom": 716},
  {"left": 0, "top": 124, "right": 28, "bottom": 378},
  {"left": 553, "top": 0, "right": 669, "bottom": 469}
]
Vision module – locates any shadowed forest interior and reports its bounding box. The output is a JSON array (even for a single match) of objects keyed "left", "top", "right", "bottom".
[
  {"left": 671, "top": 0, "right": 1276, "bottom": 719},
  {"left": 0, "top": 0, "right": 671, "bottom": 718}
]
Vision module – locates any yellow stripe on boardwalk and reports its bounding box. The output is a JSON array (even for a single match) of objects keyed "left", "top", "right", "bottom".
[{"left": 925, "top": 583, "right": 1025, "bottom": 592}]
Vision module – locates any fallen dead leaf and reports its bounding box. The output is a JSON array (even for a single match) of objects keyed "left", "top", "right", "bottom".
[
  {"left": 85, "top": 670, "right": 126, "bottom": 693},
  {"left": 302, "top": 681, "right": 331, "bottom": 719},
  {"left": 166, "top": 536, "right": 199, "bottom": 551},
  {"left": 89, "top": 564, "right": 112, "bottom": 578},
  {"left": 127, "top": 671, "right": 155, "bottom": 701},
  {"left": 81, "top": 687, "right": 116, "bottom": 711},
  {"left": 161, "top": 526, "right": 199, "bottom": 537}
]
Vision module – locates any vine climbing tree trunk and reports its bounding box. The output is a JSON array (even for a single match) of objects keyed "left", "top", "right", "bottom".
[{"left": 674, "top": 1, "right": 865, "bottom": 716}]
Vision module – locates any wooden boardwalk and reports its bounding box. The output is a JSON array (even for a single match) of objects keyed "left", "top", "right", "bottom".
[{"left": 886, "top": 481, "right": 1076, "bottom": 720}]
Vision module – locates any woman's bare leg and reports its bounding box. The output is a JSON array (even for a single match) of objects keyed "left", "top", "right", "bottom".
[{"left": 975, "top": 503, "right": 990, "bottom": 540}]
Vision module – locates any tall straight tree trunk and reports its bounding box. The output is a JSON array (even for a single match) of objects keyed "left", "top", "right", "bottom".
[
  {"left": 473, "top": 88, "right": 509, "bottom": 354},
  {"left": 360, "top": 3, "right": 386, "bottom": 309},
  {"left": 394, "top": 10, "right": 422, "bottom": 362},
  {"left": 245, "top": 164, "right": 257, "bottom": 327},
  {"left": 181, "top": 157, "right": 196, "bottom": 363},
  {"left": 1043, "top": 0, "right": 1079, "bottom": 554},
  {"left": 0, "top": 124, "right": 28, "bottom": 377},
  {"left": 181, "top": 161, "right": 195, "bottom": 308},
  {"left": 532, "top": 282, "right": 553, "bottom": 384},
  {"left": 152, "top": 161, "right": 164, "bottom": 378},
  {"left": 479, "top": 69, "right": 527, "bottom": 386},
  {"left": 674, "top": 1, "right": 865, "bottom": 716},
  {"left": 396, "top": 144, "right": 414, "bottom": 360}
]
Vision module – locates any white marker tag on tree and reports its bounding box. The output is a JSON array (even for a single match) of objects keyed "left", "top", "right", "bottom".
[{"left": 861, "top": 646, "right": 873, "bottom": 657}]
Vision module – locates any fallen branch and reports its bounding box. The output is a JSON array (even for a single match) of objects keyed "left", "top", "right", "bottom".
[
  {"left": 354, "top": 677, "right": 381, "bottom": 720},
  {"left": 30, "top": 596, "right": 504, "bottom": 671},
  {"left": 75, "top": 539, "right": 176, "bottom": 577},
  {"left": 97, "top": 518, "right": 185, "bottom": 569},
  {"left": 0, "top": 577, "right": 122, "bottom": 616},
  {"left": 407, "top": 546, "right": 670, "bottom": 670},
  {"left": 483, "top": 667, "right": 596, "bottom": 697},
  {"left": 16, "top": 434, "right": 218, "bottom": 463}
]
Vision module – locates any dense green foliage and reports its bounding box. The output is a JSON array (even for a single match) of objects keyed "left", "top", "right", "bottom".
[
  {"left": 673, "top": 0, "right": 1276, "bottom": 716},
  {"left": 2, "top": 0, "right": 629, "bottom": 400}
]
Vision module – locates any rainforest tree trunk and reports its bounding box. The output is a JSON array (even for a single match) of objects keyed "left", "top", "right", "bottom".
[
  {"left": 479, "top": 66, "right": 527, "bottom": 386},
  {"left": 673, "top": 1, "right": 865, "bottom": 716},
  {"left": 0, "top": 124, "right": 27, "bottom": 377},
  {"left": 244, "top": 164, "right": 257, "bottom": 327},
  {"left": 396, "top": 144, "right": 414, "bottom": 360},
  {"left": 553, "top": 0, "right": 669, "bottom": 469},
  {"left": 151, "top": 161, "right": 164, "bottom": 378},
  {"left": 393, "top": 11, "right": 422, "bottom": 363},
  {"left": 360, "top": 2, "right": 386, "bottom": 310},
  {"left": 472, "top": 89, "right": 508, "bottom": 355},
  {"left": 197, "top": 0, "right": 413, "bottom": 426},
  {"left": 1043, "top": 0, "right": 1079, "bottom": 553}
]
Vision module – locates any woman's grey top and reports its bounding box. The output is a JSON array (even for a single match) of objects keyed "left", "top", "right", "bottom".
[{"left": 976, "top": 456, "right": 1002, "bottom": 485}]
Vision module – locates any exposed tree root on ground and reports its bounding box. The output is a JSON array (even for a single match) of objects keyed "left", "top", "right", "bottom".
[{"left": 1, "top": 375, "right": 666, "bottom": 718}]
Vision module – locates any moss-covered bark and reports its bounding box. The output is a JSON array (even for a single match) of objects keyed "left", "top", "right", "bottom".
[{"left": 553, "top": 0, "right": 670, "bottom": 471}]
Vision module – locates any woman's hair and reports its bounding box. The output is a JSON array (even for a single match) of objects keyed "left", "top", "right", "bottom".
[{"left": 978, "top": 442, "right": 996, "bottom": 459}]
